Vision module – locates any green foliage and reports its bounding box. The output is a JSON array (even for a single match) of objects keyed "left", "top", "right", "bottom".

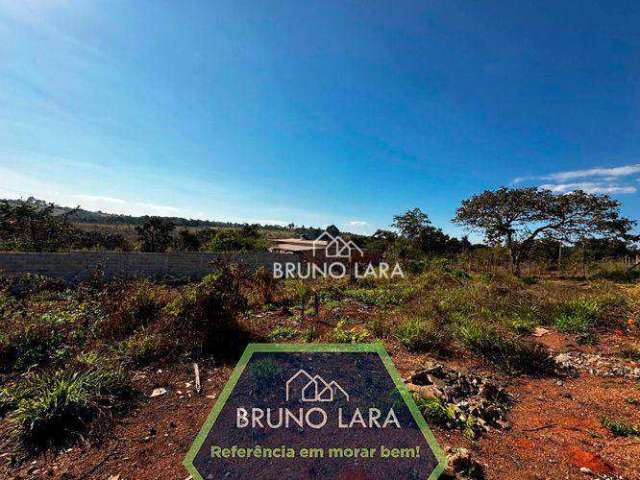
[
  {"left": 301, "top": 327, "right": 319, "bottom": 343},
  {"left": 554, "top": 298, "right": 600, "bottom": 333},
  {"left": 551, "top": 293, "right": 627, "bottom": 343},
  {"left": 601, "top": 416, "right": 640, "bottom": 437},
  {"left": 457, "top": 322, "right": 554, "bottom": 375},
  {"left": 342, "top": 283, "right": 416, "bottom": 306},
  {"left": 414, "top": 396, "right": 476, "bottom": 439},
  {"left": 0, "top": 312, "right": 70, "bottom": 372},
  {"left": 6, "top": 367, "right": 129, "bottom": 446},
  {"left": 135, "top": 217, "right": 175, "bottom": 252},
  {"left": 591, "top": 261, "right": 640, "bottom": 283},
  {"left": 165, "top": 266, "right": 248, "bottom": 354},
  {"left": 331, "top": 320, "right": 369, "bottom": 343},
  {"left": 267, "top": 325, "right": 299, "bottom": 341},
  {"left": 251, "top": 360, "right": 280, "bottom": 385},
  {"left": 395, "top": 317, "right": 452, "bottom": 354},
  {"left": 204, "top": 226, "right": 268, "bottom": 252},
  {"left": 117, "top": 330, "right": 169, "bottom": 366},
  {"left": 510, "top": 311, "right": 539, "bottom": 334}
]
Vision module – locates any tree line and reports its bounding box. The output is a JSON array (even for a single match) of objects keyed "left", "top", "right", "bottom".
[{"left": 1, "top": 187, "right": 638, "bottom": 275}]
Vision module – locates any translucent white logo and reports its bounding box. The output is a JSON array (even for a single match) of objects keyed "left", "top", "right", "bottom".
[{"left": 286, "top": 369, "right": 350, "bottom": 403}]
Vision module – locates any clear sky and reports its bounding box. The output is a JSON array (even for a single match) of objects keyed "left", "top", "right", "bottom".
[{"left": 1, "top": 1, "right": 639, "bottom": 236}]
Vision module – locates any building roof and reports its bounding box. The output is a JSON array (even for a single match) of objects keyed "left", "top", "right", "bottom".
[
  {"left": 270, "top": 238, "right": 328, "bottom": 247},
  {"left": 269, "top": 243, "right": 317, "bottom": 252}
]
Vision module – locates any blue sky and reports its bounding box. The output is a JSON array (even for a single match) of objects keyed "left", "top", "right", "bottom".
[{"left": 1, "top": 1, "right": 639, "bottom": 236}]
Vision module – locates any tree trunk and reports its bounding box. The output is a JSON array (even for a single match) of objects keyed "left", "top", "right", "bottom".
[{"left": 557, "top": 243, "right": 563, "bottom": 276}]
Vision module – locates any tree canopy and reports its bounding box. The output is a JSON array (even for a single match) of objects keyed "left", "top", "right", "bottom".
[{"left": 454, "top": 187, "right": 637, "bottom": 274}]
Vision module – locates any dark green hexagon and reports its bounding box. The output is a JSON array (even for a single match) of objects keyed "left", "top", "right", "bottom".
[{"left": 184, "top": 343, "right": 446, "bottom": 479}]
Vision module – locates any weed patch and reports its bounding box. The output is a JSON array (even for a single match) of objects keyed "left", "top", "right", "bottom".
[
  {"left": 6, "top": 367, "right": 130, "bottom": 447},
  {"left": 601, "top": 416, "right": 640, "bottom": 437}
]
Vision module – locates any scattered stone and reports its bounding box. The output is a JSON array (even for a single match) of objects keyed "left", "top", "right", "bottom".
[
  {"left": 580, "top": 467, "right": 593, "bottom": 474},
  {"left": 532, "top": 327, "right": 550, "bottom": 337},
  {"left": 407, "top": 362, "right": 512, "bottom": 438},
  {"left": 441, "top": 447, "right": 485, "bottom": 479},
  {"left": 150, "top": 388, "right": 168, "bottom": 398},
  {"left": 554, "top": 352, "right": 640, "bottom": 380}
]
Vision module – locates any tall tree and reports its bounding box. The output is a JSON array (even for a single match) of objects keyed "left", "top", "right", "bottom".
[
  {"left": 454, "top": 187, "right": 637, "bottom": 275},
  {"left": 136, "top": 217, "right": 175, "bottom": 252},
  {"left": 325, "top": 224, "right": 340, "bottom": 237},
  {"left": 392, "top": 208, "right": 431, "bottom": 240}
]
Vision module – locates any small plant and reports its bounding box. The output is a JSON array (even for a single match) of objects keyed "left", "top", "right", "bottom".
[
  {"left": 7, "top": 367, "right": 129, "bottom": 446},
  {"left": 414, "top": 395, "right": 476, "bottom": 439},
  {"left": 165, "top": 265, "right": 248, "bottom": 355},
  {"left": 267, "top": 325, "right": 299, "bottom": 341},
  {"left": 117, "top": 330, "right": 169, "bottom": 366},
  {"left": 395, "top": 317, "right": 452, "bottom": 354},
  {"left": 301, "top": 327, "right": 319, "bottom": 343},
  {"left": 601, "top": 416, "right": 640, "bottom": 437},
  {"left": 331, "top": 320, "right": 369, "bottom": 343},
  {"left": 1, "top": 313, "right": 69, "bottom": 372},
  {"left": 251, "top": 359, "right": 280, "bottom": 383},
  {"left": 554, "top": 298, "right": 601, "bottom": 343}
]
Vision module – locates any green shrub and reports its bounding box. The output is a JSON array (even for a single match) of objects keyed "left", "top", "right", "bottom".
[
  {"left": 457, "top": 322, "right": 554, "bottom": 375},
  {"left": 331, "top": 320, "right": 369, "bottom": 343},
  {"left": 414, "top": 396, "right": 476, "bottom": 439},
  {"left": 7, "top": 367, "right": 129, "bottom": 446},
  {"left": 395, "top": 317, "right": 452, "bottom": 354},
  {"left": 0, "top": 313, "right": 70, "bottom": 372},
  {"left": 343, "top": 284, "right": 415, "bottom": 306},
  {"left": 554, "top": 298, "right": 599, "bottom": 338},
  {"left": 165, "top": 266, "right": 248, "bottom": 355}
]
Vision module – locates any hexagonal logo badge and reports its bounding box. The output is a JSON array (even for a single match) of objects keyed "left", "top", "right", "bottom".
[{"left": 184, "top": 343, "right": 446, "bottom": 479}]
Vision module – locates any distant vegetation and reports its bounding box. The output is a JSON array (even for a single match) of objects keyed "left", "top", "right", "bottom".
[{"left": 2, "top": 188, "right": 638, "bottom": 281}]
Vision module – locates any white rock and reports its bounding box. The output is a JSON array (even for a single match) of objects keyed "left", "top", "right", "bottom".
[{"left": 150, "top": 388, "right": 167, "bottom": 398}]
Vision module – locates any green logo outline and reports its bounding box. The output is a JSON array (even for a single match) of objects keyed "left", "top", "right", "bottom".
[{"left": 183, "top": 343, "right": 447, "bottom": 480}]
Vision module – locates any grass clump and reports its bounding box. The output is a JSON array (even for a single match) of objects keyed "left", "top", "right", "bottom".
[
  {"left": 394, "top": 317, "right": 452, "bottom": 354},
  {"left": 6, "top": 367, "right": 129, "bottom": 447},
  {"left": 457, "top": 322, "right": 554, "bottom": 375},
  {"left": 117, "top": 330, "right": 171, "bottom": 366},
  {"left": 267, "top": 325, "right": 299, "bottom": 341},
  {"left": 601, "top": 416, "right": 640, "bottom": 437},
  {"left": 0, "top": 313, "right": 70, "bottom": 372},
  {"left": 342, "top": 283, "right": 416, "bottom": 306},
  {"left": 554, "top": 298, "right": 600, "bottom": 343}
]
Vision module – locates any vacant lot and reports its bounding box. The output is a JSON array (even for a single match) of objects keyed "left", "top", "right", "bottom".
[{"left": 1, "top": 264, "right": 639, "bottom": 479}]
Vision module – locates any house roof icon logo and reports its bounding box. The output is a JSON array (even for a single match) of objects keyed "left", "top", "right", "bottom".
[
  {"left": 285, "top": 369, "right": 350, "bottom": 403},
  {"left": 312, "top": 231, "right": 363, "bottom": 261}
]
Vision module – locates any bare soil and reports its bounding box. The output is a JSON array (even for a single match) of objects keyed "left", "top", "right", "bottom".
[{"left": 2, "top": 313, "right": 639, "bottom": 480}]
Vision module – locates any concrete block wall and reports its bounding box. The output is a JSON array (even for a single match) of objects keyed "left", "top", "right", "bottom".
[{"left": 0, "top": 251, "right": 298, "bottom": 282}]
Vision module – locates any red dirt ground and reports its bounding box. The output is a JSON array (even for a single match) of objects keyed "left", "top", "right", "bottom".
[{"left": 2, "top": 322, "right": 639, "bottom": 480}]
